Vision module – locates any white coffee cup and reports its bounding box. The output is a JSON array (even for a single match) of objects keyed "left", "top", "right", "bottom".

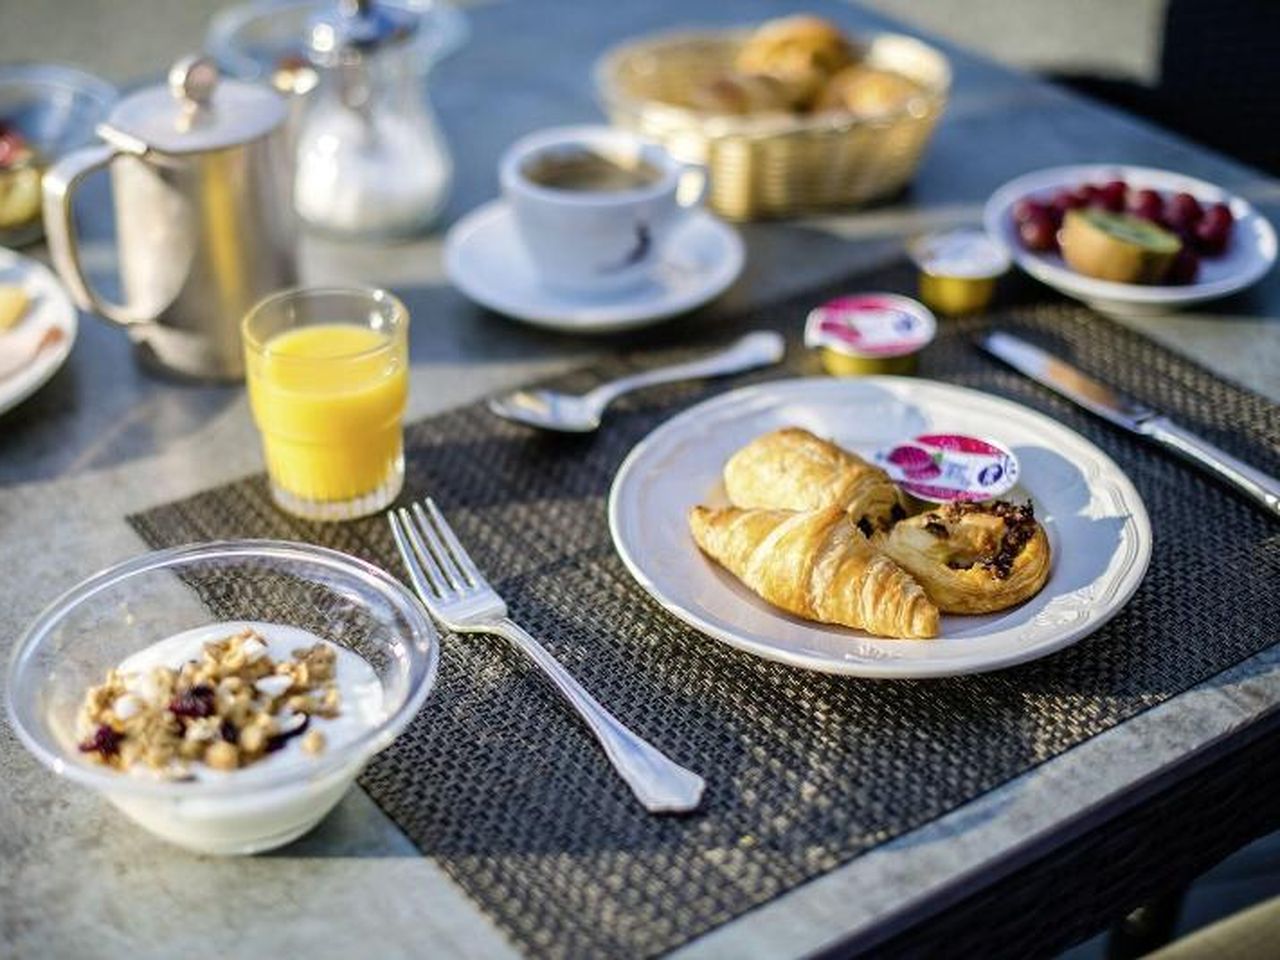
[{"left": 500, "top": 125, "right": 705, "bottom": 296}]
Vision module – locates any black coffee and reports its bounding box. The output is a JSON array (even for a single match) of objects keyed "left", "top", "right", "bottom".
[{"left": 523, "top": 148, "right": 662, "bottom": 193}]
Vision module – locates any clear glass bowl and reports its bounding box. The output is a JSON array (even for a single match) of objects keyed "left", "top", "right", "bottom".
[
  {"left": 5, "top": 540, "right": 439, "bottom": 855},
  {"left": 0, "top": 63, "right": 117, "bottom": 246}
]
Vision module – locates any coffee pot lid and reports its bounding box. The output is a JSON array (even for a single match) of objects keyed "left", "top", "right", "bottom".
[
  {"left": 308, "top": 0, "right": 418, "bottom": 64},
  {"left": 101, "top": 55, "right": 287, "bottom": 155}
]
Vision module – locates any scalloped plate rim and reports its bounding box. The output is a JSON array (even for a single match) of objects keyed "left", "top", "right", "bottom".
[{"left": 608, "top": 376, "right": 1152, "bottom": 678}]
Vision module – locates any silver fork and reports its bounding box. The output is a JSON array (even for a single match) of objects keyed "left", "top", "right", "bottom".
[{"left": 389, "top": 498, "right": 706, "bottom": 813}]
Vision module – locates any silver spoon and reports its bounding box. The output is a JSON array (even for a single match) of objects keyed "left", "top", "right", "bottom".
[{"left": 487, "top": 331, "right": 786, "bottom": 432}]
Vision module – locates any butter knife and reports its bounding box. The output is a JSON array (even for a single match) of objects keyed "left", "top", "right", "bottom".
[{"left": 979, "top": 331, "right": 1280, "bottom": 519}]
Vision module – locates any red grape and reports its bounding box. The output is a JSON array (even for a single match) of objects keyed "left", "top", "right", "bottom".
[
  {"left": 1018, "top": 209, "right": 1058, "bottom": 252},
  {"left": 1166, "top": 192, "right": 1203, "bottom": 229},
  {"left": 1194, "top": 216, "right": 1230, "bottom": 255},
  {"left": 1079, "top": 184, "right": 1104, "bottom": 207},
  {"left": 1051, "top": 189, "right": 1086, "bottom": 217},
  {"left": 1098, "top": 179, "right": 1127, "bottom": 212},
  {"left": 1166, "top": 247, "right": 1200, "bottom": 285},
  {"left": 1012, "top": 198, "right": 1045, "bottom": 224},
  {"left": 1127, "top": 188, "right": 1164, "bottom": 222},
  {"left": 1202, "top": 202, "right": 1233, "bottom": 232}
]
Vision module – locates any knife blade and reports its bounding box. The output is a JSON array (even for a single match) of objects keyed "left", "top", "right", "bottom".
[{"left": 979, "top": 331, "right": 1280, "bottom": 519}]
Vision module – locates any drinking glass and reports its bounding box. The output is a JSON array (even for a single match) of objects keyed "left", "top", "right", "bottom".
[{"left": 242, "top": 287, "right": 409, "bottom": 521}]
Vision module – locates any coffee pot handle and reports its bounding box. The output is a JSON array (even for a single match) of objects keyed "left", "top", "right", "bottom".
[{"left": 43, "top": 144, "right": 150, "bottom": 326}]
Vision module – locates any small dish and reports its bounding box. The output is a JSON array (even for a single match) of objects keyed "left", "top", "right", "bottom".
[
  {"left": 803, "top": 292, "right": 936, "bottom": 375},
  {"left": 0, "top": 246, "right": 77, "bottom": 416},
  {"left": 609, "top": 377, "right": 1152, "bottom": 678},
  {"left": 0, "top": 63, "right": 117, "bottom": 247},
  {"left": 6, "top": 540, "right": 439, "bottom": 855},
  {"left": 984, "top": 164, "right": 1276, "bottom": 316},
  {"left": 907, "top": 228, "right": 1009, "bottom": 315},
  {"left": 444, "top": 199, "right": 744, "bottom": 333}
]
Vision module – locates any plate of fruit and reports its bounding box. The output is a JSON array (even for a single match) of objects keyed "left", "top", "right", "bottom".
[{"left": 983, "top": 164, "right": 1276, "bottom": 315}]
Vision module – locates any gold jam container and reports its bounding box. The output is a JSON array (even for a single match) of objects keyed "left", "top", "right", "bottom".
[
  {"left": 804, "top": 293, "right": 937, "bottom": 376},
  {"left": 908, "top": 228, "right": 1010, "bottom": 315}
]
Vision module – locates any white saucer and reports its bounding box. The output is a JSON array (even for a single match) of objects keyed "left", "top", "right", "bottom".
[
  {"left": 0, "top": 248, "right": 77, "bottom": 417},
  {"left": 444, "top": 200, "right": 745, "bottom": 333}
]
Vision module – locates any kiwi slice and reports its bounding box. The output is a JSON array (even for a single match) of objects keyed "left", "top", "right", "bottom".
[{"left": 1060, "top": 209, "right": 1181, "bottom": 284}]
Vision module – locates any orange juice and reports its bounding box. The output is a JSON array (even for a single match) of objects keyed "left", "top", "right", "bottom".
[{"left": 246, "top": 323, "right": 408, "bottom": 505}]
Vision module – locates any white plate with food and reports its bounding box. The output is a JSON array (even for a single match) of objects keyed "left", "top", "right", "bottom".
[
  {"left": 0, "top": 247, "right": 77, "bottom": 416},
  {"left": 444, "top": 200, "right": 744, "bottom": 333},
  {"left": 608, "top": 377, "right": 1151, "bottom": 678},
  {"left": 984, "top": 164, "right": 1276, "bottom": 315}
]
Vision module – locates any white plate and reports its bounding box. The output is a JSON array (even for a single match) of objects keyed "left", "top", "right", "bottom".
[
  {"left": 608, "top": 377, "right": 1152, "bottom": 678},
  {"left": 444, "top": 200, "right": 744, "bottom": 333},
  {"left": 984, "top": 164, "right": 1277, "bottom": 316},
  {"left": 0, "top": 248, "right": 77, "bottom": 417}
]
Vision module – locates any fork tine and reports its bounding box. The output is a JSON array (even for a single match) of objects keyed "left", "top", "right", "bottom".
[
  {"left": 390, "top": 507, "right": 447, "bottom": 599},
  {"left": 412, "top": 501, "right": 469, "bottom": 590},
  {"left": 423, "top": 498, "right": 483, "bottom": 586}
]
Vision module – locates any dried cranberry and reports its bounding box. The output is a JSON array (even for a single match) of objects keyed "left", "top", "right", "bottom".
[
  {"left": 169, "top": 684, "right": 215, "bottom": 718},
  {"left": 265, "top": 714, "right": 310, "bottom": 753},
  {"left": 79, "top": 724, "right": 123, "bottom": 757},
  {"left": 220, "top": 720, "right": 239, "bottom": 744}
]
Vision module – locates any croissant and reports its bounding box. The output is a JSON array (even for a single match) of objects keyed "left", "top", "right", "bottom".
[
  {"left": 689, "top": 504, "right": 939, "bottom": 639},
  {"left": 876, "top": 501, "right": 1051, "bottom": 614},
  {"left": 723, "top": 427, "right": 906, "bottom": 533}
]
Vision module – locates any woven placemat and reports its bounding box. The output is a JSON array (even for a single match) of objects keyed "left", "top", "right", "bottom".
[{"left": 129, "top": 262, "right": 1280, "bottom": 958}]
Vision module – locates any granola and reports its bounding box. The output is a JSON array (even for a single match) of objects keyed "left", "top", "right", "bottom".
[{"left": 76, "top": 627, "right": 340, "bottom": 778}]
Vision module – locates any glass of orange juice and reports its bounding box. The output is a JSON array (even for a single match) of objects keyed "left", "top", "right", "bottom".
[{"left": 242, "top": 287, "right": 409, "bottom": 521}]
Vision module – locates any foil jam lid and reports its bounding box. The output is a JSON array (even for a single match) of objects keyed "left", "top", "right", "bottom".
[
  {"left": 908, "top": 228, "right": 1010, "bottom": 279},
  {"left": 876, "top": 434, "right": 1020, "bottom": 503},
  {"left": 804, "top": 293, "right": 936, "bottom": 358}
]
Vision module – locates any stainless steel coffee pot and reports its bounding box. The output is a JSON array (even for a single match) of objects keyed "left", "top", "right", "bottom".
[{"left": 43, "top": 56, "right": 297, "bottom": 380}]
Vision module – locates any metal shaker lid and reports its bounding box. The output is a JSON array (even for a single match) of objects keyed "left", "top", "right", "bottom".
[
  {"left": 100, "top": 55, "right": 287, "bottom": 155},
  {"left": 308, "top": 0, "right": 419, "bottom": 63}
]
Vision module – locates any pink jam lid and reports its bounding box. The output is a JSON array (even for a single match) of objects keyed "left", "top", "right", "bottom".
[
  {"left": 875, "top": 434, "right": 1020, "bottom": 503},
  {"left": 803, "top": 293, "right": 937, "bottom": 358}
]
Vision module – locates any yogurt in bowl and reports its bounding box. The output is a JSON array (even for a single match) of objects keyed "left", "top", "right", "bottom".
[{"left": 6, "top": 540, "right": 439, "bottom": 855}]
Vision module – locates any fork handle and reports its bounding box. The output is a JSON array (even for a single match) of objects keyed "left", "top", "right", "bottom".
[{"left": 491, "top": 618, "right": 706, "bottom": 813}]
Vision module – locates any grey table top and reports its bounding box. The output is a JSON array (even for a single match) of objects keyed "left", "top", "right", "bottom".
[{"left": 2, "top": 1, "right": 1278, "bottom": 957}]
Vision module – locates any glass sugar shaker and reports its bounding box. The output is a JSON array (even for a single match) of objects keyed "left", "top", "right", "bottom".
[{"left": 294, "top": 0, "right": 452, "bottom": 239}]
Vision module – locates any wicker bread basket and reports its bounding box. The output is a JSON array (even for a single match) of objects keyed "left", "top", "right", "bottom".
[{"left": 595, "top": 28, "right": 951, "bottom": 220}]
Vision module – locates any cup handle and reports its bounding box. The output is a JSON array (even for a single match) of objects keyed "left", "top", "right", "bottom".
[
  {"left": 42, "top": 143, "right": 151, "bottom": 326},
  {"left": 675, "top": 162, "right": 709, "bottom": 210}
]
